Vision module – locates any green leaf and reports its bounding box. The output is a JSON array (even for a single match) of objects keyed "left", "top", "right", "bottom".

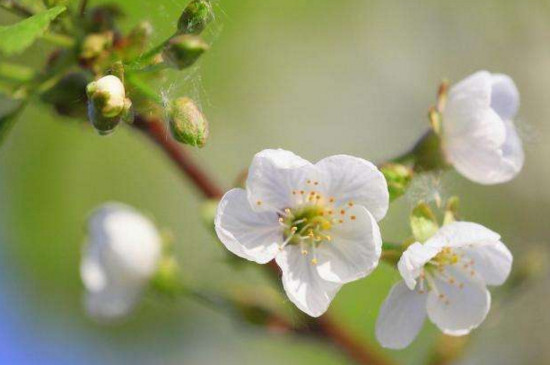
[
  {"left": 0, "top": 5, "right": 66, "bottom": 56},
  {"left": 410, "top": 202, "right": 439, "bottom": 243}
]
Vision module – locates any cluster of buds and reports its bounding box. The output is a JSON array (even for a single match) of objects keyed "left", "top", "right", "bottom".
[
  {"left": 162, "top": 0, "right": 213, "bottom": 70},
  {"left": 86, "top": 75, "right": 132, "bottom": 135}
]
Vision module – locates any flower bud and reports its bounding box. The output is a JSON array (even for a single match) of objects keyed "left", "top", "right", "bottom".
[
  {"left": 80, "top": 32, "right": 114, "bottom": 61},
  {"left": 177, "top": 0, "right": 214, "bottom": 35},
  {"left": 163, "top": 35, "right": 209, "bottom": 70},
  {"left": 167, "top": 97, "right": 209, "bottom": 147},
  {"left": 124, "top": 21, "right": 154, "bottom": 58},
  {"left": 86, "top": 75, "right": 131, "bottom": 135},
  {"left": 380, "top": 163, "right": 413, "bottom": 202},
  {"left": 81, "top": 203, "right": 162, "bottom": 321}
]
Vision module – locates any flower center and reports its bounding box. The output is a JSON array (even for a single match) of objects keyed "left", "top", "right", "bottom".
[
  {"left": 416, "top": 246, "right": 477, "bottom": 305},
  {"left": 282, "top": 205, "right": 333, "bottom": 245}
]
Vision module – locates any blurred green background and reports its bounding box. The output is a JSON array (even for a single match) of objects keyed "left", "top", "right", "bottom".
[{"left": 1, "top": 0, "right": 550, "bottom": 364}]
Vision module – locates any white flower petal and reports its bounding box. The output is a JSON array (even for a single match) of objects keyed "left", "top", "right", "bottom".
[
  {"left": 398, "top": 242, "right": 441, "bottom": 290},
  {"left": 490, "top": 74, "right": 519, "bottom": 121},
  {"left": 426, "top": 267, "right": 491, "bottom": 336},
  {"left": 84, "top": 281, "right": 143, "bottom": 321},
  {"left": 424, "top": 221, "right": 501, "bottom": 250},
  {"left": 445, "top": 71, "right": 506, "bottom": 149},
  {"left": 443, "top": 71, "right": 523, "bottom": 185},
  {"left": 215, "top": 189, "right": 282, "bottom": 264},
  {"left": 375, "top": 281, "right": 428, "bottom": 349},
  {"left": 315, "top": 155, "right": 389, "bottom": 221},
  {"left": 316, "top": 206, "right": 382, "bottom": 284},
  {"left": 246, "top": 149, "right": 314, "bottom": 212},
  {"left": 82, "top": 203, "right": 162, "bottom": 321},
  {"left": 81, "top": 241, "right": 107, "bottom": 292},
  {"left": 462, "top": 240, "right": 513, "bottom": 286},
  {"left": 276, "top": 245, "right": 342, "bottom": 317},
  {"left": 87, "top": 203, "right": 162, "bottom": 279}
]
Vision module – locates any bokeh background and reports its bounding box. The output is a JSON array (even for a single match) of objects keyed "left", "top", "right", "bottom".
[{"left": 1, "top": 0, "right": 550, "bottom": 364}]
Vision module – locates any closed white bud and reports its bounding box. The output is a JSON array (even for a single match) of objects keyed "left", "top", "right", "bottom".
[
  {"left": 81, "top": 203, "right": 162, "bottom": 321},
  {"left": 86, "top": 75, "right": 131, "bottom": 135}
]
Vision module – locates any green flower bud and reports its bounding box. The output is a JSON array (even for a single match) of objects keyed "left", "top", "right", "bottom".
[
  {"left": 380, "top": 163, "right": 413, "bottom": 202},
  {"left": 86, "top": 75, "right": 131, "bottom": 135},
  {"left": 163, "top": 35, "right": 209, "bottom": 70},
  {"left": 167, "top": 97, "right": 209, "bottom": 147},
  {"left": 178, "top": 0, "right": 214, "bottom": 35}
]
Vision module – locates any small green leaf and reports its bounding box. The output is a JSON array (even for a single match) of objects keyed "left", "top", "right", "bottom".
[
  {"left": 410, "top": 202, "right": 439, "bottom": 243},
  {"left": 0, "top": 6, "right": 66, "bottom": 56}
]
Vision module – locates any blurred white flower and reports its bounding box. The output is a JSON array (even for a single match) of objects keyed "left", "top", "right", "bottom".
[
  {"left": 215, "top": 149, "right": 389, "bottom": 317},
  {"left": 442, "top": 71, "right": 524, "bottom": 184},
  {"left": 81, "top": 203, "right": 162, "bottom": 321},
  {"left": 376, "top": 222, "right": 512, "bottom": 349}
]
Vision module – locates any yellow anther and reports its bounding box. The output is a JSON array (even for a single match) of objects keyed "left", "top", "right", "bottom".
[
  {"left": 256, "top": 200, "right": 262, "bottom": 205},
  {"left": 301, "top": 249, "right": 308, "bottom": 255},
  {"left": 311, "top": 258, "right": 318, "bottom": 265},
  {"left": 348, "top": 202, "right": 354, "bottom": 207},
  {"left": 350, "top": 215, "right": 356, "bottom": 220}
]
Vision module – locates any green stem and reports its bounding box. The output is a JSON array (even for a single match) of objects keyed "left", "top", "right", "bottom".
[
  {"left": 126, "top": 73, "right": 163, "bottom": 104},
  {"left": 40, "top": 32, "right": 76, "bottom": 48},
  {"left": 0, "top": 62, "right": 36, "bottom": 83}
]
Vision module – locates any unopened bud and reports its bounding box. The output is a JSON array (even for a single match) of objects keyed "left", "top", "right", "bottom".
[
  {"left": 80, "top": 32, "right": 114, "bottom": 60},
  {"left": 125, "top": 21, "right": 153, "bottom": 58},
  {"left": 380, "top": 163, "right": 413, "bottom": 202},
  {"left": 178, "top": 0, "right": 214, "bottom": 35},
  {"left": 86, "top": 75, "right": 131, "bottom": 135},
  {"left": 163, "top": 35, "right": 209, "bottom": 70},
  {"left": 167, "top": 97, "right": 209, "bottom": 147}
]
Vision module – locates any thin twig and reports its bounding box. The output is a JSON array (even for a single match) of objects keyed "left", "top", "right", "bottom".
[
  {"left": 131, "top": 115, "right": 394, "bottom": 365},
  {"left": 78, "top": 0, "right": 88, "bottom": 17},
  {"left": 132, "top": 115, "right": 224, "bottom": 199}
]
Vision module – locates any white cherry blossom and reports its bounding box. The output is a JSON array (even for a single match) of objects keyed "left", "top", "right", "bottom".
[
  {"left": 442, "top": 71, "right": 524, "bottom": 185},
  {"left": 215, "top": 149, "right": 389, "bottom": 317},
  {"left": 376, "top": 221, "right": 512, "bottom": 349},
  {"left": 81, "top": 203, "right": 162, "bottom": 321}
]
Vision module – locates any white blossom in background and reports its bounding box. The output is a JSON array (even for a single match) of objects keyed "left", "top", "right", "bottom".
[
  {"left": 81, "top": 203, "right": 162, "bottom": 321},
  {"left": 442, "top": 71, "right": 524, "bottom": 185},
  {"left": 215, "top": 149, "right": 389, "bottom": 317},
  {"left": 376, "top": 222, "right": 513, "bottom": 349}
]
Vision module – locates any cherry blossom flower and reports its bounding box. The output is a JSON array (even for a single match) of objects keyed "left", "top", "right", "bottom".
[
  {"left": 376, "top": 221, "right": 513, "bottom": 349},
  {"left": 442, "top": 71, "right": 524, "bottom": 184},
  {"left": 215, "top": 149, "right": 389, "bottom": 317},
  {"left": 81, "top": 203, "right": 162, "bottom": 321}
]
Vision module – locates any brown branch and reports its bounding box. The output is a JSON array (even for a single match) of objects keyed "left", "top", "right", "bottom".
[
  {"left": 131, "top": 115, "right": 394, "bottom": 365},
  {"left": 132, "top": 115, "right": 224, "bottom": 199}
]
